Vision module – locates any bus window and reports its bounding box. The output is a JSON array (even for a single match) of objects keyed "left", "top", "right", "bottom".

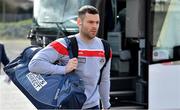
[{"left": 152, "top": 0, "right": 180, "bottom": 61}]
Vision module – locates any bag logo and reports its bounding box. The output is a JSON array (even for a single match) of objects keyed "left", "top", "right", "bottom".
[{"left": 26, "top": 72, "right": 47, "bottom": 91}]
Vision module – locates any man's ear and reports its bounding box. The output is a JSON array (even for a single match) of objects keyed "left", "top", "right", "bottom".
[{"left": 77, "top": 18, "right": 82, "bottom": 26}]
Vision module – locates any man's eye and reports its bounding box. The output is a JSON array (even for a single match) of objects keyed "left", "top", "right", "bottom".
[{"left": 88, "top": 21, "right": 93, "bottom": 24}]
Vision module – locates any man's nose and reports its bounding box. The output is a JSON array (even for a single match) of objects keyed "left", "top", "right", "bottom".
[{"left": 92, "top": 23, "right": 98, "bottom": 28}]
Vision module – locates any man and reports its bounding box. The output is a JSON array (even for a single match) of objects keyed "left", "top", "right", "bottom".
[
  {"left": 0, "top": 43, "right": 11, "bottom": 83},
  {"left": 29, "top": 5, "right": 111, "bottom": 109},
  {"left": 0, "top": 43, "right": 10, "bottom": 72}
]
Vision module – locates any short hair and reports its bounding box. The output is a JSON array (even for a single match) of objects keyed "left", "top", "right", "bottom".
[{"left": 78, "top": 5, "right": 99, "bottom": 19}]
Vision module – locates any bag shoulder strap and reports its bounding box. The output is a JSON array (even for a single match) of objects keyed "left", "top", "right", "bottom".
[
  {"left": 64, "top": 37, "right": 78, "bottom": 58},
  {"left": 98, "top": 39, "right": 111, "bottom": 85}
]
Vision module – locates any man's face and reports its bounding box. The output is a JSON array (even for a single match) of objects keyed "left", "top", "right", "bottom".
[{"left": 78, "top": 13, "right": 100, "bottom": 39}]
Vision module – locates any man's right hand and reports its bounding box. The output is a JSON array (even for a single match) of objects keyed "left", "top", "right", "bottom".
[{"left": 65, "top": 58, "right": 78, "bottom": 73}]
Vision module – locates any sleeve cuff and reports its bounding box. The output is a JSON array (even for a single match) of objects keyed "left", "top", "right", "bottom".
[
  {"left": 102, "top": 100, "right": 111, "bottom": 109},
  {"left": 56, "top": 65, "right": 66, "bottom": 74}
]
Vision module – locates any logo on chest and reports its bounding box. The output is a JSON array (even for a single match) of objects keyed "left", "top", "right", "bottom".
[
  {"left": 78, "top": 57, "right": 86, "bottom": 63},
  {"left": 78, "top": 57, "right": 105, "bottom": 65}
]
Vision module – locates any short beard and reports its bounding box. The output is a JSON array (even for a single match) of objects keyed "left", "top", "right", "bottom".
[{"left": 81, "top": 29, "right": 95, "bottom": 40}]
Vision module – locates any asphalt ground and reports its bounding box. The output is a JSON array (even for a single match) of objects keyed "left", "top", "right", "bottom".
[{"left": 0, "top": 74, "right": 36, "bottom": 110}]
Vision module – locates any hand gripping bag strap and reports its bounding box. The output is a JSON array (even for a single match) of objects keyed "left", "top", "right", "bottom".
[
  {"left": 64, "top": 36, "right": 78, "bottom": 73},
  {"left": 98, "top": 39, "right": 110, "bottom": 85}
]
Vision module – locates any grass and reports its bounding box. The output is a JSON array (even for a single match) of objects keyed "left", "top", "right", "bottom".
[
  {"left": 0, "top": 19, "right": 32, "bottom": 28},
  {"left": 0, "top": 19, "right": 32, "bottom": 39}
]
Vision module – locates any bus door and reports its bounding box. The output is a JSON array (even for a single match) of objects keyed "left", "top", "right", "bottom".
[{"left": 104, "top": 0, "right": 148, "bottom": 108}]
